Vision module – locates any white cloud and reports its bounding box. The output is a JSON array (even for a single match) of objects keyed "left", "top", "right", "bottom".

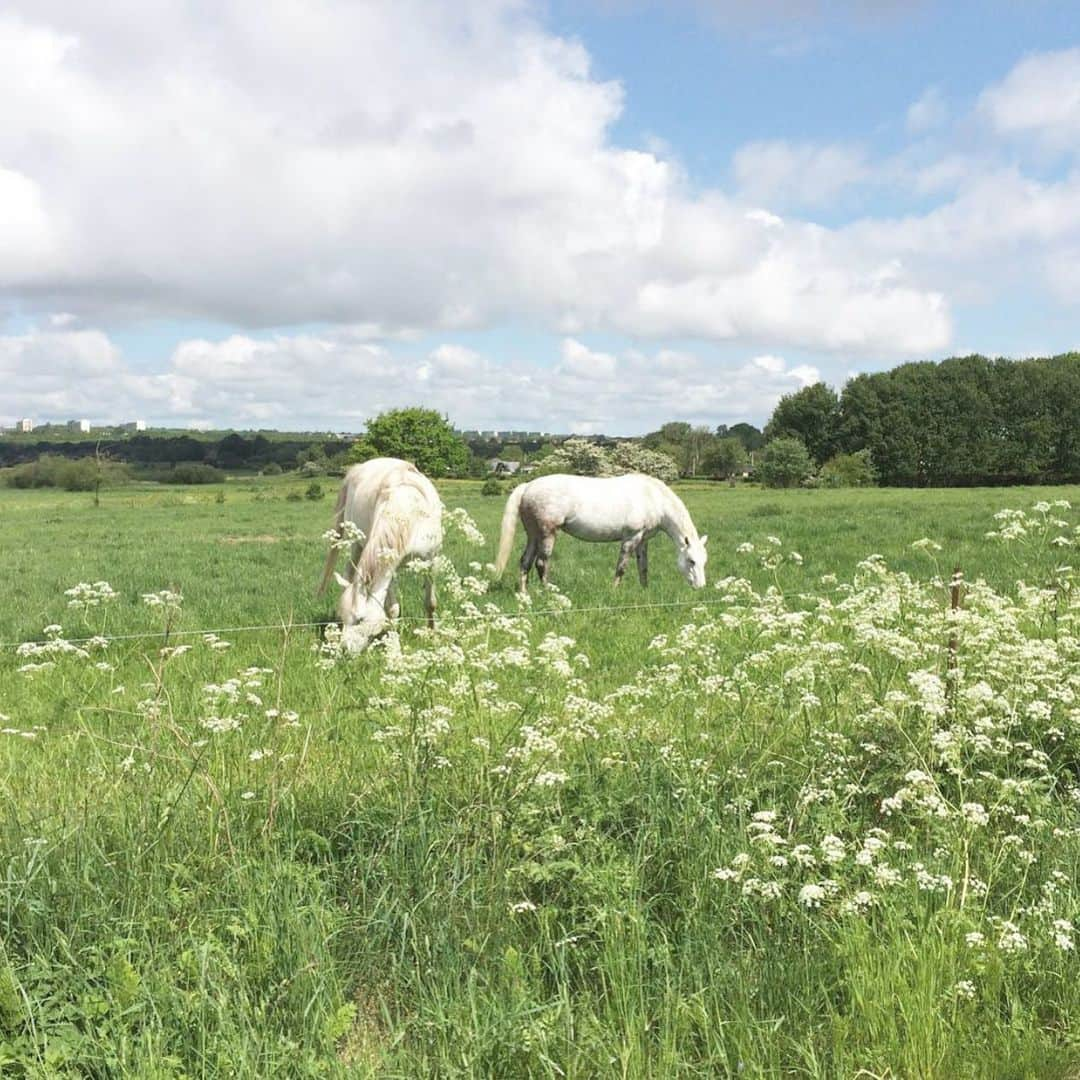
[
  {"left": 557, "top": 338, "right": 618, "bottom": 379},
  {"left": 906, "top": 86, "right": 948, "bottom": 134},
  {"left": 1, "top": 323, "right": 828, "bottom": 433},
  {"left": 787, "top": 363, "right": 821, "bottom": 386},
  {"left": 0, "top": 167, "right": 58, "bottom": 277},
  {"left": 979, "top": 47, "right": 1080, "bottom": 151},
  {"left": 845, "top": 169, "right": 1080, "bottom": 304},
  {"left": 752, "top": 354, "right": 785, "bottom": 373},
  {"left": 0, "top": 327, "right": 121, "bottom": 378},
  {"left": 8, "top": 5, "right": 1080, "bottom": 414},
  {"left": 733, "top": 139, "right": 870, "bottom": 208},
  {"left": 0, "top": 1, "right": 947, "bottom": 358},
  {"left": 1044, "top": 249, "right": 1080, "bottom": 304}
]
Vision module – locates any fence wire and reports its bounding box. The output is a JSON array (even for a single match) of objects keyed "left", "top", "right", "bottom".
[{"left": 0, "top": 595, "right": 734, "bottom": 652}]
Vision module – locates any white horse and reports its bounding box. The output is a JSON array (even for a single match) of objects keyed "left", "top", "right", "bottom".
[
  {"left": 317, "top": 457, "right": 443, "bottom": 652},
  {"left": 493, "top": 473, "right": 708, "bottom": 592}
]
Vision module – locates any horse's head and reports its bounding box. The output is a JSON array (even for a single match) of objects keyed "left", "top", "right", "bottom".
[
  {"left": 676, "top": 533, "right": 708, "bottom": 589},
  {"left": 334, "top": 572, "right": 390, "bottom": 653}
]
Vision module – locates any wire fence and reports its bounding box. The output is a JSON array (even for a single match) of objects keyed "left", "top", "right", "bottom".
[{"left": 0, "top": 594, "right": 735, "bottom": 652}]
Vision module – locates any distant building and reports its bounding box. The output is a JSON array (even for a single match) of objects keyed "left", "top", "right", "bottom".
[
  {"left": 488, "top": 459, "right": 521, "bottom": 475},
  {"left": 17, "top": 418, "right": 34, "bottom": 433},
  {"left": 67, "top": 419, "right": 91, "bottom": 433},
  {"left": 120, "top": 420, "right": 147, "bottom": 432}
]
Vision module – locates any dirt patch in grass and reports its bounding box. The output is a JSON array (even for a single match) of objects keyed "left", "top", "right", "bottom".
[{"left": 219, "top": 534, "right": 280, "bottom": 544}]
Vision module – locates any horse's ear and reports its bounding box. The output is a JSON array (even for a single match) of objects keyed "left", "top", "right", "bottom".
[
  {"left": 333, "top": 571, "right": 350, "bottom": 589},
  {"left": 700, "top": 534, "right": 708, "bottom": 546}
]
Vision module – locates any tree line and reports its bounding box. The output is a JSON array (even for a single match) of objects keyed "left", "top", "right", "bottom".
[
  {"left": 0, "top": 433, "right": 351, "bottom": 472},
  {"left": 764, "top": 353, "right": 1080, "bottom": 486}
]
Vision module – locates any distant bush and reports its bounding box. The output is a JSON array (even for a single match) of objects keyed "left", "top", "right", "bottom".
[
  {"left": 261, "top": 462, "right": 283, "bottom": 476},
  {"left": 4, "top": 455, "right": 129, "bottom": 491},
  {"left": 534, "top": 438, "right": 680, "bottom": 483},
  {"left": 300, "top": 461, "right": 324, "bottom": 477},
  {"left": 481, "top": 477, "right": 502, "bottom": 497},
  {"left": 758, "top": 437, "right": 815, "bottom": 489},
  {"left": 305, "top": 482, "right": 324, "bottom": 500},
  {"left": 608, "top": 442, "right": 680, "bottom": 483},
  {"left": 168, "top": 464, "right": 226, "bottom": 485},
  {"left": 286, "top": 491, "right": 303, "bottom": 502},
  {"left": 820, "top": 449, "right": 878, "bottom": 488}
]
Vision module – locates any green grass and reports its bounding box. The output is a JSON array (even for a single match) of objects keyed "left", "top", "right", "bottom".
[{"left": 2, "top": 477, "right": 1079, "bottom": 1077}]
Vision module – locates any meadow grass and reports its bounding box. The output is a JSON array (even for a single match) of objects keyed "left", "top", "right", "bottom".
[{"left": 1, "top": 477, "right": 1079, "bottom": 1077}]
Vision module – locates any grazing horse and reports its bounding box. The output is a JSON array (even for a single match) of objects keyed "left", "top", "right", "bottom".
[
  {"left": 493, "top": 473, "right": 708, "bottom": 593},
  {"left": 317, "top": 457, "right": 443, "bottom": 652}
]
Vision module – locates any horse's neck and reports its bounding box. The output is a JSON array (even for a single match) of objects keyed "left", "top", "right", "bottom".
[
  {"left": 364, "top": 568, "right": 395, "bottom": 604},
  {"left": 658, "top": 489, "right": 695, "bottom": 544},
  {"left": 355, "top": 495, "right": 411, "bottom": 590}
]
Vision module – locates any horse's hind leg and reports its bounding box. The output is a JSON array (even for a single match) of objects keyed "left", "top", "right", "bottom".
[
  {"left": 424, "top": 575, "right": 437, "bottom": 629},
  {"left": 519, "top": 534, "right": 539, "bottom": 593},
  {"left": 614, "top": 539, "right": 634, "bottom": 586},
  {"left": 636, "top": 541, "right": 649, "bottom": 587},
  {"left": 535, "top": 533, "right": 556, "bottom": 586},
  {"left": 386, "top": 578, "right": 401, "bottom": 622}
]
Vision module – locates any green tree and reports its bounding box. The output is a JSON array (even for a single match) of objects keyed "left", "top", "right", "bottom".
[
  {"left": 659, "top": 421, "right": 692, "bottom": 445},
  {"left": 758, "top": 437, "right": 814, "bottom": 489},
  {"left": 820, "top": 449, "right": 878, "bottom": 487},
  {"left": 702, "top": 437, "right": 748, "bottom": 478},
  {"left": 765, "top": 384, "right": 839, "bottom": 466},
  {"left": 724, "top": 422, "right": 766, "bottom": 451},
  {"left": 682, "top": 425, "right": 715, "bottom": 477},
  {"left": 347, "top": 408, "right": 469, "bottom": 477}
]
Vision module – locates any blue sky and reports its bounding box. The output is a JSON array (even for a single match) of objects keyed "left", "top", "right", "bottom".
[
  {"left": 558, "top": 2, "right": 1079, "bottom": 165},
  {"left": 1, "top": 0, "right": 1078, "bottom": 433}
]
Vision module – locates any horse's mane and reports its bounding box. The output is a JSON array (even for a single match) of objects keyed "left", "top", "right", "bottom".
[
  {"left": 353, "top": 468, "right": 435, "bottom": 586},
  {"left": 650, "top": 476, "right": 698, "bottom": 540}
]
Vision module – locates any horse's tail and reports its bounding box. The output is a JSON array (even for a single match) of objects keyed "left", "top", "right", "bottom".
[
  {"left": 493, "top": 481, "right": 527, "bottom": 575},
  {"left": 316, "top": 480, "right": 349, "bottom": 595}
]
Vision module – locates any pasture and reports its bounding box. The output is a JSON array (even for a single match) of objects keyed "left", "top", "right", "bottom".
[{"left": 2, "top": 477, "right": 1079, "bottom": 1077}]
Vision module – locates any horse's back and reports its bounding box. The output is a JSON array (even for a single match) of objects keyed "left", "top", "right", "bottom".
[
  {"left": 343, "top": 456, "right": 417, "bottom": 489},
  {"left": 522, "top": 472, "right": 665, "bottom": 539},
  {"left": 341, "top": 457, "right": 441, "bottom": 531}
]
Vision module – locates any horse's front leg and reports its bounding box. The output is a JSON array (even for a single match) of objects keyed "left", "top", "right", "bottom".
[
  {"left": 423, "top": 574, "right": 437, "bottom": 629},
  {"left": 614, "top": 539, "right": 635, "bottom": 586},
  {"left": 385, "top": 578, "right": 401, "bottom": 622},
  {"left": 636, "top": 541, "right": 648, "bottom": 587}
]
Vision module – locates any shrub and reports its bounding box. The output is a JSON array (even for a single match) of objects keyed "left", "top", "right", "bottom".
[
  {"left": 300, "top": 461, "right": 323, "bottom": 477},
  {"left": 286, "top": 491, "right": 303, "bottom": 502},
  {"left": 544, "top": 438, "right": 613, "bottom": 477},
  {"left": 481, "top": 477, "right": 502, "bottom": 497},
  {"left": 608, "top": 442, "right": 681, "bottom": 483},
  {"left": 758, "top": 437, "right": 814, "bottom": 489},
  {"left": 820, "top": 449, "right": 878, "bottom": 488},
  {"left": 536, "top": 438, "right": 680, "bottom": 483},
  {"left": 305, "top": 482, "right": 324, "bottom": 500},
  {"left": 4, "top": 455, "right": 129, "bottom": 491},
  {"left": 261, "top": 462, "right": 283, "bottom": 476},
  {"left": 168, "top": 464, "right": 226, "bottom": 485}
]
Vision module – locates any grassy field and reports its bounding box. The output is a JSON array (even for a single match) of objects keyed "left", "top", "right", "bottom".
[{"left": 2, "top": 477, "right": 1079, "bottom": 1077}]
